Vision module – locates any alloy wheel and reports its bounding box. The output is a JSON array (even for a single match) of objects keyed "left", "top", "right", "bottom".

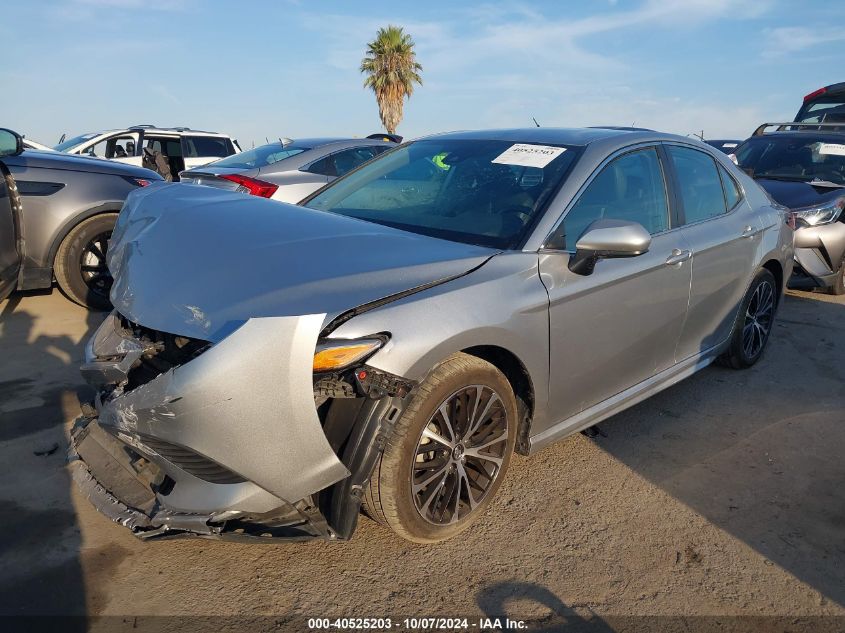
[
  {"left": 79, "top": 231, "right": 113, "bottom": 299},
  {"left": 411, "top": 385, "right": 509, "bottom": 525},
  {"left": 742, "top": 280, "right": 774, "bottom": 359}
]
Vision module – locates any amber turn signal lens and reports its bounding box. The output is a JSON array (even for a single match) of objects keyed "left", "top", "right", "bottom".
[{"left": 312, "top": 340, "right": 382, "bottom": 372}]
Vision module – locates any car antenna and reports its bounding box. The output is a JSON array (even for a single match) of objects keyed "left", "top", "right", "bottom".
[
  {"left": 532, "top": 117, "right": 541, "bottom": 128},
  {"left": 59, "top": 133, "right": 66, "bottom": 144},
  {"left": 265, "top": 137, "right": 269, "bottom": 145}
]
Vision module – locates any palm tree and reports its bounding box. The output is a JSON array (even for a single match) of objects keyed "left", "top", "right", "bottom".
[{"left": 360, "top": 25, "right": 423, "bottom": 134}]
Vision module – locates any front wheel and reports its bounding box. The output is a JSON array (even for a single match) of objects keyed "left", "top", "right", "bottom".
[
  {"left": 54, "top": 213, "right": 118, "bottom": 311},
  {"left": 720, "top": 268, "right": 777, "bottom": 369},
  {"left": 364, "top": 353, "right": 517, "bottom": 543}
]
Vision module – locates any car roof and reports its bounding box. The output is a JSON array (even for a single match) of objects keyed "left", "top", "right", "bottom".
[
  {"left": 422, "top": 127, "right": 675, "bottom": 147},
  {"left": 92, "top": 126, "right": 232, "bottom": 138}
]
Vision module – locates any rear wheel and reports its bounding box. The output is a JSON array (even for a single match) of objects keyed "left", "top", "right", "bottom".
[
  {"left": 364, "top": 353, "right": 517, "bottom": 543},
  {"left": 54, "top": 213, "right": 117, "bottom": 311},
  {"left": 720, "top": 268, "right": 777, "bottom": 369},
  {"left": 826, "top": 256, "right": 845, "bottom": 296}
]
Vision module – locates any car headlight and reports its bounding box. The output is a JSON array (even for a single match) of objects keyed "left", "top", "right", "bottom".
[
  {"left": 793, "top": 196, "right": 845, "bottom": 227},
  {"left": 313, "top": 338, "right": 384, "bottom": 373}
]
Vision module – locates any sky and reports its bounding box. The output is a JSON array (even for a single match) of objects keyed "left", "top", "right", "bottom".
[{"left": 1, "top": 0, "right": 843, "bottom": 148}]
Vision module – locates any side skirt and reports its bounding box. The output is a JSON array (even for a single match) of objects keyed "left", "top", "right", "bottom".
[{"left": 528, "top": 344, "right": 724, "bottom": 454}]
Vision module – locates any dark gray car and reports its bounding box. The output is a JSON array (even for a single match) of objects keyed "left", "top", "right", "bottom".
[
  {"left": 72, "top": 128, "right": 793, "bottom": 545},
  {"left": 0, "top": 129, "right": 23, "bottom": 302},
  {"left": 179, "top": 137, "right": 394, "bottom": 203},
  {"left": 0, "top": 129, "right": 162, "bottom": 309}
]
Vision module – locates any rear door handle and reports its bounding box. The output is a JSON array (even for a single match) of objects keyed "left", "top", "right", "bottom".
[
  {"left": 741, "top": 225, "right": 756, "bottom": 238},
  {"left": 665, "top": 249, "right": 692, "bottom": 266}
]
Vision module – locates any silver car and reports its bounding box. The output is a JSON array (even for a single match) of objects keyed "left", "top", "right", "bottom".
[
  {"left": 178, "top": 137, "right": 395, "bottom": 203},
  {"left": 72, "top": 128, "right": 793, "bottom": 544}
]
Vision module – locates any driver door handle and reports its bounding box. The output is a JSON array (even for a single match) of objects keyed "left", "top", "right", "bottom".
[{"left": 665, "top": 249, "right": 692, "bottom": 266}]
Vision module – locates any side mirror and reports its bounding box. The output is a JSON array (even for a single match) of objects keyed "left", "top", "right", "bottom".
[
  {"left": 569, "top": 219, "right": 651, "bottom": 276},
  {"left": 0, "top": 128, "right": 23, "bottom": 158}
]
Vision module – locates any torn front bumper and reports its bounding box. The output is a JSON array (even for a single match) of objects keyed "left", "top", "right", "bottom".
[
  {"left": 790, "top": 221, "right": 845, "bottom": 289},
  {"left": 70, "top": 311, "right": 352, "bottom": 541}
]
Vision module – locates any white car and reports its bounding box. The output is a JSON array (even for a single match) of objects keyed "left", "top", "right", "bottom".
[
  {"left": 22, "top": 137, "right": 54, "bottom": 151},
  {"left": 54, "top": 125, "right": 241, "bottom": 180}
]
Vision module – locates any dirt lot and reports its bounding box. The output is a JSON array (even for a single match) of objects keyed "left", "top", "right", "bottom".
[{"left": 0, "top": 287, "right": 843, "bottom": 630}]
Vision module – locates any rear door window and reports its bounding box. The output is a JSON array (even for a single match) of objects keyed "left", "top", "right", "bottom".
[{"left": 667, "top": 146, "right": 727, "bottom": 224}]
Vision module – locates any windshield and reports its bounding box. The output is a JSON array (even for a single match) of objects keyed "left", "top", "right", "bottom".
[
  {"left": 206, "top": 143, "right": 308, "bottom": 169},
  {"left": 54, "top": 133, "right": 98, "bottom": 152},
  {"left": 304, "top": 139, "right": 581, "bottom": 249},
  {"left": 735, "top": 136, "right": 845, "bottom": 186}
]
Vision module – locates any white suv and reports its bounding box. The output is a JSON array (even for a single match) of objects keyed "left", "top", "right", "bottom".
[{"left": 54, "top": 125, "right": 241, "bottom": 180}]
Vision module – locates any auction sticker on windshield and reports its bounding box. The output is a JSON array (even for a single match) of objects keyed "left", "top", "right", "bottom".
[
  {"left": 492, "top": 143, "right": 566, "bottom": 168},
  {"left": 818, "top": 143, "right": 845, "bottom": 157}
]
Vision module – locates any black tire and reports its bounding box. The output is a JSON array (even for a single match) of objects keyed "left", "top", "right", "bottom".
[
  {"left": 719, "top": 268, "right": 778, "bottom": 369},
  {"left": 364, "top": 352, "right": 517, "bottom": 543},
  {"left": 826, "top": 256, "right": 845, "bottom": 296},
  {"left": 54, "top": 213, "right": 117, "bottom": 311}
]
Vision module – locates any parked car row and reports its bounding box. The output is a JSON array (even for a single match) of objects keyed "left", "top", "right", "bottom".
[
  {"left": 1, "top": 84, "right": 839, "bottom": 546},
  {"left": 0, "top": 126, "right": 401, "bottom": 308}
]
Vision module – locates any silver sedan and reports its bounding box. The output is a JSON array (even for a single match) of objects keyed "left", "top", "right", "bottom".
[
  {"left": 72, "top": 127, "right": 793, "bottom": 544},
  {"left": 178, "top": 137, "right": 395, "bottom": 203}
]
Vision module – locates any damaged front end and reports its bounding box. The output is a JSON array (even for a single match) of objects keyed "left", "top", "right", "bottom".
[{"left": 70, "top": 311, "right": 414, "bottom": 542}]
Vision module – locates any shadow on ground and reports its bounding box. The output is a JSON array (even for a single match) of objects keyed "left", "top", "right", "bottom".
[
  {"left": 0, "top": 291, "right": 105, "bottom": 624},
  {"left": 587, "top": 292, "right": 845, "bottom": 607}
]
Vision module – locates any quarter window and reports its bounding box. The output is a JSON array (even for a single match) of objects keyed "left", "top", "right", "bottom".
[
  {"left": 554, "top": 148, "right": 669, "bottom": 250},
  {"left": 718, "top": 164, "right": 742, "bottom": 210},
  {"left": 667, "top": 146, "right": 727, "bottom": 224}
]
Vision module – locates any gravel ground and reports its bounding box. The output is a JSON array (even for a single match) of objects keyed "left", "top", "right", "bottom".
[{"left": 0, "top": 288, "right": 843, "bottom": 631}]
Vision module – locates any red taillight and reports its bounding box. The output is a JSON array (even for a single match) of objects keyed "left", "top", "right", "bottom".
[
  {"left": 135, "top": 178, "right": 153, "bottom": 187},
  {"left": 803, "top": 86, "right": 827, "bottom": 102},
  {"left": 219, "top": 174, "right": 279, "bottom": 198}
]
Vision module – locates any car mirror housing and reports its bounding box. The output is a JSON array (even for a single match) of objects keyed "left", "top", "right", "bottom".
[
  {"left": 569, "top": 219, "right": 652, "bottom": 276},
  {"left": 0, "top": 128, "right": 23, "bottom": 158}
]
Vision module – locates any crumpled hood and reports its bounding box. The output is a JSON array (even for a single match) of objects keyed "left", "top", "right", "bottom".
[
  {"left": 756, "top": 178, "right": 845, "bottom": 210},
  {"left": 109, "top": 184, "right": 497, "bottom": 341}
]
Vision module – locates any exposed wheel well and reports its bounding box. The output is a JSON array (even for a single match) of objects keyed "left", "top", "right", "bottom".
[
  {"left": 461, "top": 345, "right": 534, "bottom": 455},
  {"left": 762, "top": 259, "right": 784, "bottom": 304}
]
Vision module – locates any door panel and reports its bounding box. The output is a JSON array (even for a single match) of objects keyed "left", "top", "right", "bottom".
[
  {"left": 540, "top": 146, "right": 691, "bottom": 421},
  {"left": 666, "top": 146, "right": 760, "bottom": 359},
  {"left": 0, "top": 166, "right": 21, "bottom": 300},
  {"left": 540, "top": 232, "right": 692, "bottom": 421}
]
